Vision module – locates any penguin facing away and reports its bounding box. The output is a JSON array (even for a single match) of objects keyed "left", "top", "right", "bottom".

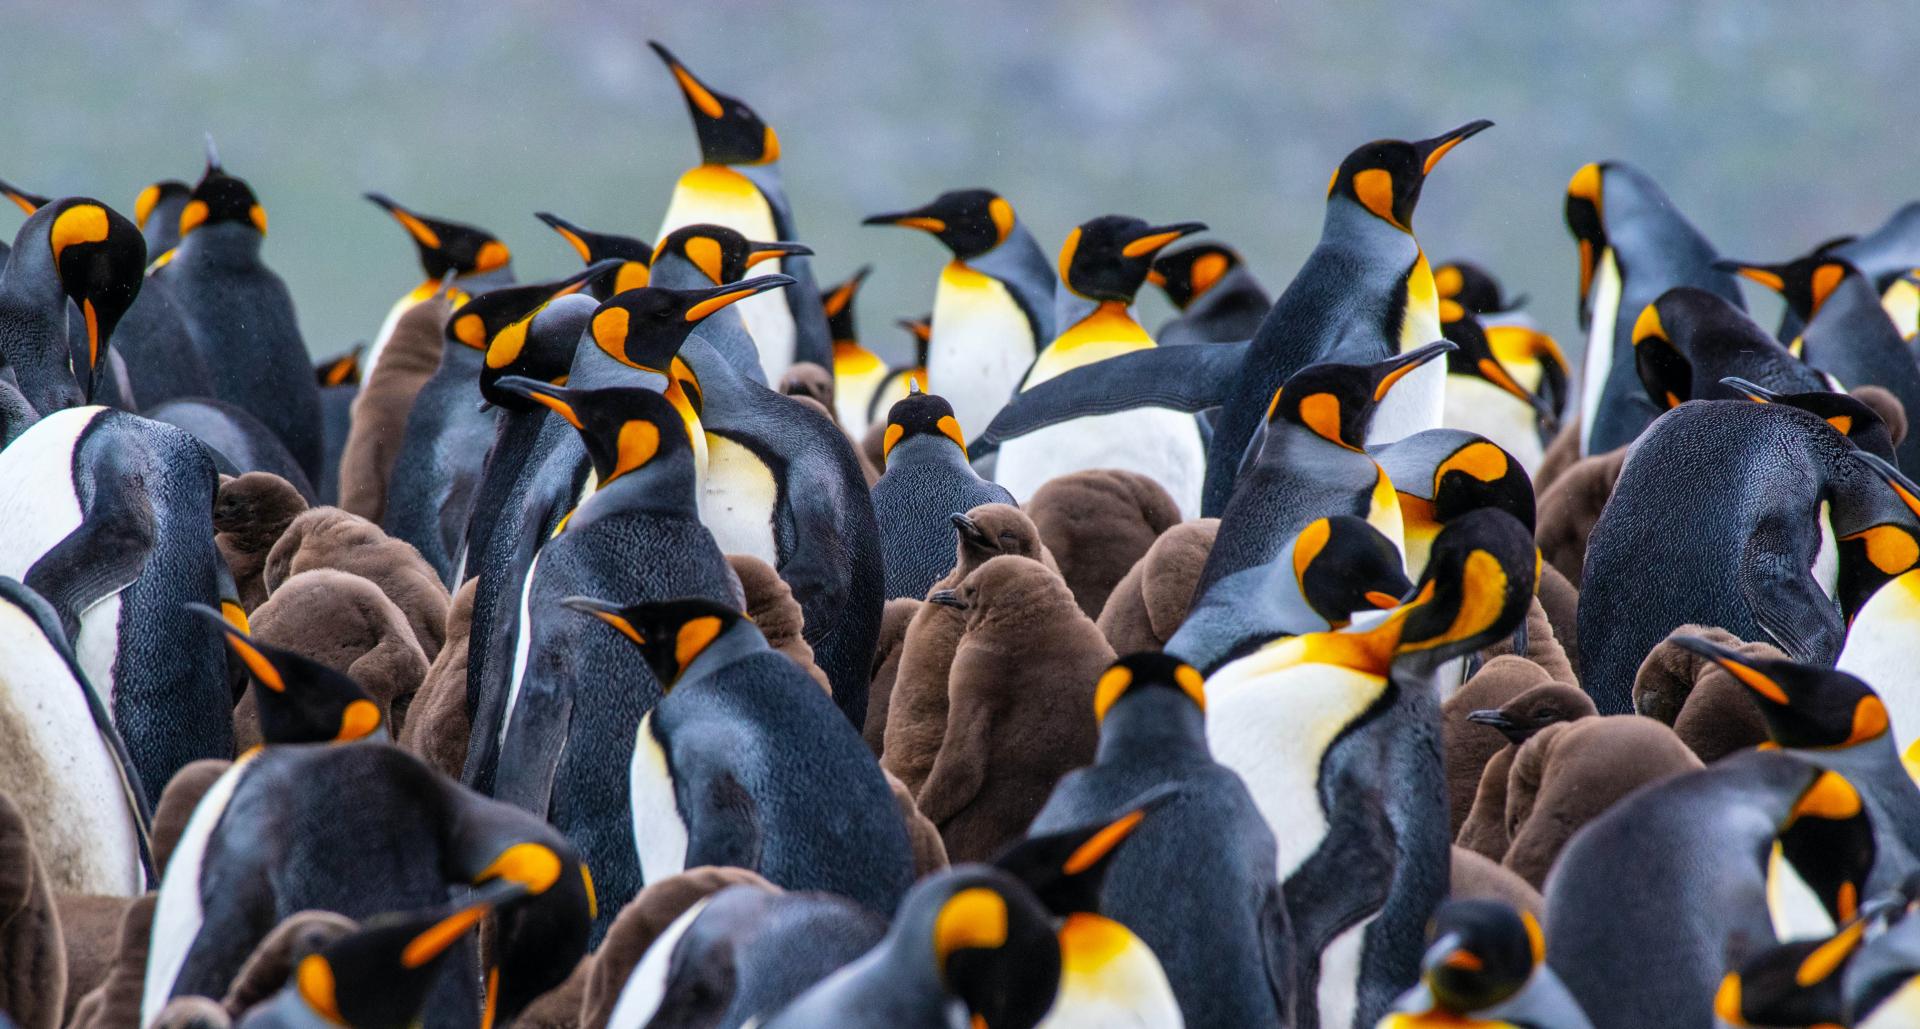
[
  {"left": 871, "top": 387, "right": 1016, "bottom": 601},
  {"left": 1149, "top": 241, "right": 1270, "bottom": 347},
  {"left": 132, "top": 179, "right": 192, "bottom": 257},
  {"left": 0, "top": 196, "right": 146, "bottom": 412}
]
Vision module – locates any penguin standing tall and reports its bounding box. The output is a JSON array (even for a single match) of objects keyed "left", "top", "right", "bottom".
[
  {"left": 559, "top": 595, "right": 914, "bottom": 914},
  {"left": 864, "top": 188, "right": 1056, "bottom": 439},
  {"left": 992, "top": 215, "right": 1208, "bottom": 515},
  {"left": 1204, "top": 510, "right": 1536, "bottom": 1029},
  {"left": 162, "top": 144, "right": 322, "bottom": 480},
  {"left": 1149, "top": 241, "right": 1270, "bottom": 347},
  {"left": 650, "top": 41, "right": 831, "bottom": 383},
  {"left": 0, "top": 196, "right": 146, "bottom": 413},
  {"left": 0, "top": 404, "right": 230, "bottom": 808},
  {"left": 823, "top": 266, "right": 889, "bottom": 433},
  {"left": 1563, "top": 160, "right": 1745, "bottom": 456},
  {"left": 866, "top": 314, "right": 933, "bottom": 425},
  {"left": 361, "top": 192, "right": 514, "bottom": 376},
  {"left": 871, "top": 389, "right": 1015, "bottom": 601}
]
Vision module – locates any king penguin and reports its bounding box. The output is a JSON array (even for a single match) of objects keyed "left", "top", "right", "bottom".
[
  {"left": 361, "top": 191, "right": 514, "bottom": 377},
  {"left": 1437, "top": 306, "right": 1560, "bottom": 477},
  {"left": 864, "top": 188, "right": 1057, "bottom": 439},
  {"left": 132, "top": 179, "right": 192, "bottom": 257},
  {"left": 867, "top": 313, "right": 933, "bottom": 426},
  {"left": 1382, "top": 900, "right": 1593, "bottom": 1028},
  {"left": 1563, "top": 160, "right": 1746, "bottom": 456},
  {"left": 184, "top": 602, "right": 388, "bottom": 746},
  {"left": 1204, "top": 509, "right": 1536, "bottom": 1029},
  {"left": 823, "top": 265, "right": 890, "bottom": 433},
  {"left": 1624, "top": 286, "right": 1831, "bottom": 415},
  {"left": 649, "top": 222, "right": 812, "bottom": 385},
  {"left": 1368, "top": 427, "right": 1536, "bottom": 582},
  {"left": 650, "top": 41, "right": 831, "bottom": 382},
  {"left": 558, "top": 594, "right": 914, "bottom": 914},
  {"left": 0, "top": 196, "right": 146, "bottom": 413},
  {"left": 1836, "top": 450, "right": 1920, "bottom": 750},
  {"left": 871, "top": 387, "right": 1016, "bottom": 601},
  {"left": 534, "top": 209, "right": 653, "bottom": 297},
  {"left": 992, "top": 214, "right": 1209, "bottom": 515},
  {"left": 1149, "top": 241, "right": 1271, "bottom": 347},
  {"left": 162, "top": 142, "right": 322, "bottom": 481}
]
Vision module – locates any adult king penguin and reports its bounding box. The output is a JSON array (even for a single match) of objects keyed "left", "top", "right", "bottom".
[
  {"left": 1837, "top": 451, "right": 1920, "bottom": 749},
  {"left": 871, "top": 387, "right": 1016, "bottom": 601},
  {"left": 823, "top": 265, "right": 889, "bottom": 433},
  {"left": 650, "top": 41, "right": 831, "bottom": 383},
  {"left": 0, "top": 196, "right": 146, "bottom": 413},
  {"left": 361, "top": 192, "right": 514, "bottom": 377},
  {"left": 864, "top": 188, "right": 1057, "bottom": 440},
  {"left": 1150, "top": 241, "right": 1271, "bottom": 347},
  {"left": 535, "top": 209, "right": 653, "bottom": 297},
  {"left": 648, "top": 222, "right": 813, "bottom": 385}
]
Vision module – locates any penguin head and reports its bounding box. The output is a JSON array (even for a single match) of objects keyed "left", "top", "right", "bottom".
[
  {"left": 490, "top": 379, "right": 697, "bottom": 490},
  {"left": 1669, "top": 636, "right": 1891, "bottom": 751},
  {"left": 1090, "top": 652, "right": 1207, "bottom": 723},
  {"left": 649, "top": 41, "right": 779, "bottom": 166},
  {"left": 1721, "top": 375, "right": 1896, "bottom": 461},
  {"left": 1840, "top": 450, "right": 1920, "bottom": 622},
  {"left": 314, "top": 345, "right": 364, "bottom": 388},
  {"left": 1467, "top": 681, "right": 1597, "bottom": 746},
  {"left": 653, "top": 224, "right": 811, "bottom": 287},
  {"left": 1629, "top": 287, "right": 1781, "bottom": 412},
  {"left": 1148, "top": 242, "right": 1242, "bottom": 311},
  {"left": 821, "top": 265, "right": 870, "bottom": 344},
  {"left": 1420, "top": 436, "right": 1539, "bottom": 532},
  {"left": 478, "top": 294, "right": 597, "bottom": 410},
  {"left": 898, "top": 314, "right": 933, "bottom": 370},
  {"left": 132, "top": 180, "right": 189, "bottom": 232},
  {"left": 1714, "top": 913, "right": 1875, "bottom": 1029},
  {"left": 1778, "top": 769, "right": 1879, "bottom": 926},
  {"left": 1433, "top": 259, "right": 1525, "bottom": 317},
  {"left": 1266, "top": 341, "right": 1457, "bottom": 450},
  {"left": 1565, "top": 162, "right": 1612, "bottom": 322},
  {"left": 994, "top": 786, "right": 1175, "bottom": 916},
  {"left": 534, "top": 211, "right": 652, "bottom": 300},
  {"left": 179, "top": 144, "right": 267, "bottom": 239},
  {"left": 1289, "top": 516, "right": 1414, "bottom": 628},
  {"left": 364, "top": 193, "right": 509, "bottom": 281},
  {"left": 39, "top": 198, "right": 147, "bottom": 398},
  {"left": 862, "top": 189, "right": 1018, "bottom": 261},
  {"left": 1328, "top": 120, "right": 1492, "bottom": 233},
  {"left": 452, "top": 263, "right": 605, "bottom": 357},
  {"left": 1716, "top": 247, "right": 1861, "bottom": 323},
  {"left": 1056, "top": 215, "right": 1206, "bottom": 302},
  {"left": 586, "top": 275, "right": 794, "bottom": 372},
  {"left": 894, "top": 868, "right": 1062, "bottom": 1029},
  {"left": 880, "top": 390, "right": 966, "bottom": 466},
  {"left": 1417, "top": 900, "right": 1543, "bottom": 1014},
  {"left": 1395, "top": 509, "right": 1537, "bottom": 662},
  {"left": 948, "top": 504, "right": 1049, "bottom": 574},
  {"left": 290, "top": 879, "right": 527, "bottom": 1028},
  {"left": 1439, "top": 311, "right": 1560, "bottom": 431},
  {"left": 558, "top": 595, "right": 745, "bottom": 688},
  {"left": 0, "top": 178, "right": 49, "bottom": 216},
  {"left": 185, "top": 603, "right": 383, "bottom": 745}
]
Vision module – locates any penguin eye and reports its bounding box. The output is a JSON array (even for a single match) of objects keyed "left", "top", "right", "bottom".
[{"left": 997, "top": 531, "right": 1017, "bottom": 546}]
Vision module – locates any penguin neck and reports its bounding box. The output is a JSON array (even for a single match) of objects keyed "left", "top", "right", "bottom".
[
  {"left": 884, "top": 434, "right": 973, "bottom": 477},
  {"left": 647, "top": 255, "right": 716, "bottom": 292},
  {"left": 1318, "top": 199, "right": 1419, "bottom": 270},
  {"left": 1783, "top": 734, "right": 1899, "bottom": 779},
  {"left": 1260, "top": 419, "right": 1368, "bottom": 469},
  {"left": 673, "top": 620, "right": 768, "bottom": 690},
  {"left": 1098, "top": 692, "right": 1209, "bottom": 765},
  {"left": 181, "top": 223, "right": 265, "bottom": 266},
  {"left": 0, "top": 245, "right": 62, "bottom": 315},
  {"left": 1051, "top": 294, "right": 1148, "bottom": 349},
  {"left": 570, "top": 450, "right": 701, "bottom": 531}
]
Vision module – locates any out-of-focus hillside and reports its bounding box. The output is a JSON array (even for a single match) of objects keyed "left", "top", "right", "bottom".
[{"left": 1, "top": 0, "right": 1909, "bottom": 362}]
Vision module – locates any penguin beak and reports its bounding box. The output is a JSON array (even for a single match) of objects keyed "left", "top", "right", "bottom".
[
  {"left": 950, "top": 512, "right": 990, "bottom": 549},
  {"left": 927, "top": 589, "right": 969, "bottom": 610},
  {"left": 744, "top": 240, "right": 813, "bottom": 268},
  {"left": 364, "top": 192, "right": 447, "bottom": 252},
  {"left": 683, "top": 274, "right": 796, "bottom": 322},
  {"left": 1719, "top": 376, "right": 1783, "bottom": 404},
  {"left": 862, "top": 204, "right": 946, "bottom": 234},
  {"left": 1120, "top": 222, "right": 1208, "bottom": 259},
  {"left": 491, "top": 375, "right": 582, "bottom": 429},
  {"left": 1465, "top": 709, "right": 1516, "bottom": 732},
  {"left": 0, "top": 178, "right": 47, "bottom": 216},
  {"left": 535, "top": 211, "right": 596, "bottom": 262},
  {"left": 649, "top": 41, "right": 725, "bottom": 121},
  {"left": 1713, "top": 259, "right": 1789, "bottom": 294},
  {"left": 1668, "top": 635, "right": 1793, "bottom": 705},
  {"left": 1852, "top": 449, "right": 1920, "bottom": 519},
  {"left": 1370, "top": 341, "right": 1457, "bottom": 401},
  {"left": 1411, "top": 120, "right": 1493, "bottom": 176}
]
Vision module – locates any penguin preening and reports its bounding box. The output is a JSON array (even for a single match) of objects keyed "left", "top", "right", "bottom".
[
  {"left": 1149, "top": 241, "right": 1270, "bottom": 347},
  {"left": 360, "top": 191, "right": 513, "bottom": 378},
  {"left": 870, "top": 388, "right": 1015, "bottom": 601},
  {"left": 650, "top": 41, "right": 832, "bottom": 383},
  {"left": 0, "top": 196, "right": 145, "bottom": 412},
  {"left": 864, "top": 188, "right": 1056, "bottom": 441},
  {"left": 1381, "top": 900, "right": 1592, "bottom": 1028}
]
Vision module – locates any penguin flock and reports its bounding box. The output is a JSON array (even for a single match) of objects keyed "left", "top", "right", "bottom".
[{"left": 6, "top": 38, "right": 1920, "bottom": 1029}]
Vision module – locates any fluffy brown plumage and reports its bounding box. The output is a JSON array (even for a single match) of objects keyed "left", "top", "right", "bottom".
[
  {"left": 1095, "top": 517, "right": 1218, "bottom": 655},
  {"left": 865, "top": 597, "right": 921, "bottom": 756},
  {"left": 399, "top": 577, "right": 477, "bottom": 778},
  {"left": 241, "top": 569, "right": 427, "bottom": 748},
  {"left": 213, "top": 472, "right": 310, "bottom": 611},
  {"left": 1027, "top": 469, "right": 1182, "bottom": 618},
  {"left": 65, "top": 894, "right": 155, "bottom": 1029},
  {"left": 1456, "top": 680, "right": 1599, "bottom": 860},
  {"left": 1854, "top": 384, "right": 1908, "bottom": 447},
  {"left": 1535, "top": 445, "right": 1628, "bottom": 587},
  {"left": 336, "top": 294, "right": 453, "bottom": 524},
  {"left": 1534, "top": 562, "right": 1580, "bottom": 672},
  {"left": 1443, "top": 656, "right": 1560, "bottom": 840},
  {"left": 1533, "top": 417, "right": 1584, "bottom": 493},
  {"left": 1633, "top": 625, "right": 1776, "bottom": 763},
  {"left": 264, "top": 506, "right": 450, "bottom": 660},
  {"left": 729, "top": 554, "right": 830, "bottom": 692},
  {"left": 0, "top": 790, "right": 65, "bottom": 1029},
  {"left": 1449, "top": 846, "right": 1544, "bottom": 920},
  {"left": 219, "top": 910, "right": 358, "bottom": 1018},
  {"left": 52, "top": 895, "right": 133, "bottom": 1027}
]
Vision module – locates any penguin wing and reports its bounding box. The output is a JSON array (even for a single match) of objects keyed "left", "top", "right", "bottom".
[
  {"left": 23, "top": 452, "right": 158, "bottom": 642},
  {"left": 1740, "top": 528, "right": 1844, "bottom": 665},
  {"left": 679, "top": 761, "right": 765, "bottom": 872},
  {"left": 1259, "top": 881, "right": 1295, "bottom": 1021},
  {"left": 968, "top": 341, "right": 1250, "bottom": 459},
  {"left": 1282, "top": 788, "right": 1396, "bottom": 965},
  {"left": 491, "top": 673, "right": 575, "bottom": 820},
  {"left": 914, "top": 682, "right": 995, "bottom": 827}
]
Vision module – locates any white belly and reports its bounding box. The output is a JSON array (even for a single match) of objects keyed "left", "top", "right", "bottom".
[
  {"left": 0, "top": 406, "right": 95, "bottom": 578},
  {"left": 658, "top": 179, "right": 790, "bottom": 383},
  {"left": 498, "top": 550, "right": 542, "bottom": 748},
  {"left": 143, "top": 756, "right": 252, "bottom": 1024},
  {"left": 699, "top": 435, "right": 780, "bottom": 566},
  {"left": 629, "top": 712, "right": 689, "bottom": 884},
  {"left": 1317, "top": 920, "right": 1369, "bottom": 1029},
  {"left": 606, "top": 896, "right": 713, "bottom": 1029},
  {"left": 1767, "top": 840, "right": 1836, "bottom": 941},
  {"left": 929, "top": 273, "right": 1037, "bottom": 443},
  {"left": 994, "top": 409, "right": 1206, "bottom": 520},
  {"left": 1862, "top": 978, "right": 1920, "bottom": 1028},
  {"left": 833, "top": 361, "right": 889, "bottom": 437},
  {"left": 1578, "top": 251, "right": 1622, "bottom": 456},
  {"left": 1442, "top": 379, "right": 1546, "bottom": 479},
  {"left": 1036, "top": 919, "right": 1184, "bottom": 1029},
  {"left": 1838, "top": 572, "right": 1920, "bottom": 751},
  {"left": 0, "top": 604, "right": 142, "bottom": 896},
  {"left": 1813, "top": 501, "right": 1838, "bottom": 600},
  {"left": 1366, "top": 357, "right": 1446, "bottom": 447}
]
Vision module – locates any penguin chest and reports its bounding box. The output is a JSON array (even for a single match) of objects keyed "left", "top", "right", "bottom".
[
  {"left": 1203, "top": 659, "right": 1390, "bottom": 879},
  {"left": 1766, "top": 840, "right": 1837, "bottom": 941},
  {"left": 1366, "top": 466, "right": 1407, "bottom": 560},
  {"left": 1367, "top": 357, "right": 1447, "bottom": 447},
  {"left": 1443, "top": 377, "right": 1547, "bottom": 478},
  {"left": 1838, "top": 571, "right": 1920, "bottom": 751},
  {"left": 698, "top": 435, "right": 781, "bottom": 567},
  {"left": 832, "top": 345, "right": 888, "bottom": 434},
  {"left": 142, "top": 756, "right": 254, "bottom": 1024},
  {"left": 660, "top": 168, "right": 792, "bottom": 382},
  {"left": 629, "top": 712, "right": 690, "bottom": 885},
  {"left": 1883, "top": 277, "right": 1920, "bottom": 341},
  {"left": 606, "top": 896, "right": 714, "bottom": 1028},
  {"left": 363, "top": 282, "right": 437, "bottom": 381},
  {"left": 994, "top": 408, "right": 1206, "bottom": 519},
  {"left": 1860, "top": 977, "right": 1920, "bottom": 1028},
  {"left": 1813, "top": 501, "right": 1839, "bottom": 600},
  {"left": 1577, "top": 250, "right": 1623, "bottom": 456},
  {"left": 929, "top": 263, "right": 1039, "bottom": 439},
  {"left": 499, "top": 549, "right": 543, "bottom": 749},
  {"left": 1036, "top": 915, "right": 1185, "bottom": 1029},
  {"left": 0, "top": 605, "right": 142, "bottom": 897}
]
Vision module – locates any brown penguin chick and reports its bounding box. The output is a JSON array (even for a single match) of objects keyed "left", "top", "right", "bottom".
[
  {"left": 1456, "top": 681, "right": 1600, "bottom": 860},
  {"left": 860, "top": 421, "right": 888, "bottom": 483},
  {"left": 1532, "top": 417, "right": 1584, "bottom": 493},
  {"left": 885, "top": 768, "right": 949, "bottom": 877},
  {"left": 1534, "top": 562, "right": 1580, "bottom": 672},
  {"left": 865, "top": 597, "right": 921, "bottom": 756},
  {"left": 1027, "top": 468, "right": 1182, "bottom": 618},
  {"left": 398, "top": 577, "right": 477, "bottom": 778},
  {"left": 882, "top": 503, "right": 1057, "bottom": 795},
  {"left": 579, "top": 867, "right": 776, "bottom": 1029},
  {"left": 54, "top": 895, "right": 129, "bottom": 1025},
  {"left": 1535, "top": 445, "right": 1628, "bottom": 587},
  {"left": 779, "top": 362, "right": 837, "bottom": 422},
  {"left": 241, "top": 569, "right": 428, "bottom": 749},
  {"left": 1442, "top": 656, "right": 1561, "bottom": 840},
  {"left": 217, "top": 910, "right": 358, "bottom": 1018},
  {"left": 1632, "top": 625, "right": 1777, "bottom": 763},
  {"left": 1449, "top": 847, "right": 1544, "bottom": 921},
  {"left": 264, "top": 507, "right": 451, "bottom": 659},
  {"left": 213, "top": 471, "right": 310, "bottom": 611},
  {"left": 1095, "top": 518, "right": 1219, "bottom": 655},
  {"left": 0, "top": 791, "right": 65, "bottom": 1029},
  {"left": 336, "top": 293, "right": 453, "bottom": 524},
  {"left": 65, "top": 893, "right": 155, "bottom": 1029},
  {"left": 916, "top": 555, "right": 1115, "bottom": 862},
  {"left": 1501, "top": 715, "right": 1702, "bottom": 888},
  {"left": 1854, "top": 384, "right": 1907, "bottom": 447},
  {"left": 728, "top": 554, "right": 830, "bottom": 693},
  {"left": 1480, "top": 596, "right": 1576, "bottom": 686}
]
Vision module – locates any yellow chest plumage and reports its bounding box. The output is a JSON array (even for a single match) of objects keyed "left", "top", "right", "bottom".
[{"left": 1023, "top": 302, "right": 1154, "bottom": 390}]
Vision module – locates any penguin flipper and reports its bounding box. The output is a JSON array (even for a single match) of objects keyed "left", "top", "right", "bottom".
[
  {"left": 1260, "top": 881, "right": 1297, "bottom": 1023},
  {"left": 968, "top": 341, "right": 1249, "bottom": 458},
  {"left": 491, "top": 683, "right": 574, "bottom": 820},
  {"left": 915, "top": 697, "right": 992, "bottom": 827},
  {"left": 682, "top": 770, "right": 764, "bottom": 872},
  {"left": 23, "top": 470, "right": 157, "bottom": 641},
  {"left": 1282, "top": 793, "right": 1396, "bottom": 972},
  {"left": 1740, "top": 536, "right": 1844, "bottom": 665}
]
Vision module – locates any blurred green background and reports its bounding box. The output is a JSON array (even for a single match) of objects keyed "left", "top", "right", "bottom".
[{"left": 2, "top": 0, "right": 1909, "bottom": 363}]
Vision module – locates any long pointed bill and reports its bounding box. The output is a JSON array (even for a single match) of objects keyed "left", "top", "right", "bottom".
[
  {"left": 684, "top": 273, "right": 796, "bottom": 322},
  {"left": 1853, "top": 450, "right": 1920, "bottom": 519},
  {"left": 559, "top": 596, "right": 646, "bottom": 646},
  {"left": 536, "top": 211, "right": 594, "bottom": 262},
  {"left": 365, "top": 193, "right": 444, "bottom": 250},
  {"left": 491, "top": 375, "right": 582, "bottom": 429},
  {"left": 1413, "top": 120, "right": 1494, "bottom": 175},
  {"left": 1720, "top": 376, "right": 1783, "bottom": 404},
  {"left": 648, "top": 41, "right": 724, "bottom": 120},
  {"left": 1713, "top": 259, "right": 1788, "bottom": 293},
  {"left": 1372, "top": 340, "right": 1458, "bottom": 401},
  {"left": 1667, "top": 635, "right": 1790, "bottom": 704},
  {"left": 861, "top": 206, "right": 945, "bottom": 233},
  {"left": 744, "top": 240, "right": 814, "bottom": 268},
  {"left": 1120, "top": 221, "right": 1207, "bottom": 259}
]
